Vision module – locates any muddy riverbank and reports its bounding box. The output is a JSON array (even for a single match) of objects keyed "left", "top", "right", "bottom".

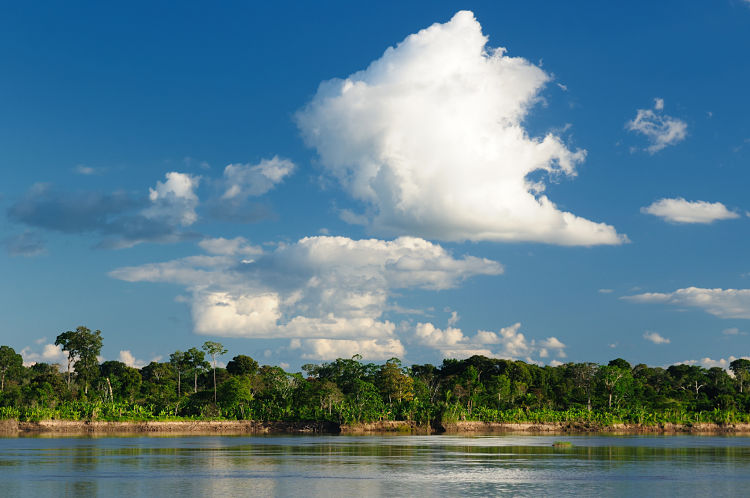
[{"left": 2, "top": 419, "right": 750, "bottom": 435}]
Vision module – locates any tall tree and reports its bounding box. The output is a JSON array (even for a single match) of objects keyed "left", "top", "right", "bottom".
[
  {"left": 0, "top": 345, "right": 23, "bottom": 391},
  {"left": 169, "top": 350, "right": 188, "bottom": 397},
  {"left": 55, "top": 326, "right": 103, "bottom": 394},
  {"left": 571, "top": 362, "right": 599, "bottom": 411},
  {"left": 202, "top": 341, "right": 227, "bottom": 402},
  {"left": 184, "top": 347, "right": 210, "bottom": 393},
  {"left": 730, "top": 359, "right": 750, "bottom": 394}
]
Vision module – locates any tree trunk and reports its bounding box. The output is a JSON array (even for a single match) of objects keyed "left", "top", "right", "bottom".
[
  {"left": 1, "top": 372, "right": 4, "bottom": 392},
  {"left": 608, "top": 392, "right": 612, "bottom": 409},
  {"left": 177, "top": 371, "right": 181, "bottom": 397},
  {"left": 213, "top": 363, "right": 217, "bottom": 403},
  {"left": 106, "top": 377, "right": 114, "bottom": 403},
  {"left": 194, "top": 372, "right": 198, "bottom": 393}
]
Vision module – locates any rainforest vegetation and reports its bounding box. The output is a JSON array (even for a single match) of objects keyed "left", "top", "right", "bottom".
[{"left": 1, "top": 326, "right": 750, "bottom": 426}]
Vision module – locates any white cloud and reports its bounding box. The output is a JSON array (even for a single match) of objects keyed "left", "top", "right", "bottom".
[
  {"left": 118, "top": 350, "right": 148, "bottom": 369},
  {"left": 598, "top": 288, "right": 614, "bottom": 294},
  {"left": 143, "top": 172, "right": 200, "bottom": 226},
  {"left": 415, "top": 322, "right": 466, "bottom": 347},
  {"left": 221, "top": 156, "right": 295, "bottom": 200},
  {"left": 198, "top": 237, "right": 262, "bottom": 257},
  {"left": 624, "top": 287, "right": 750, "bottom": 319},
  {"left": 111, "top": 236, "right": 501, "bottom": 351},
  {"left": 447, "top": 310, "right": 460, "bottom": 327},
  {"left": 74, "top": 164, "right": 97, "bottom": 175},
  {"left": 298, "top": 338, "right": 405, "bottom": 361},
  {"left": 21, "top": 343, "right": 67, "bottom": 367},
  {"left": 414, "top": 321, "right": 565, "bottom": 363},
  {"left": 626, "top": 98, "right": 687, "bottom": 154},
  {"left": 296, "top": 11, "right": 624, "bottom": 246},
  {"left": 722, "top": 327, "right": 747, "bottom": 336},
  {"left": 674, "top": 356, "right": 750, "bottom": 370},
  {"left": 641, "top": 198, "right": 739, "bottom": 224},
  {"left": 643, "top": 331, "right": 670, "bottom": 344}
]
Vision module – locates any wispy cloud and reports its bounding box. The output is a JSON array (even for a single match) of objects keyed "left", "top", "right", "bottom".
[
  {"left": 73, "top": 164, "right": 100, "bottom": 175},
  {"left": 2, "top": 231, "right": 45, "bottom": 257},
  {"left": 624, "top": 287, "right": 750, "bottom": 319},
  {"left": 626, "top": 98, "right": 687, "bottom": 153}
]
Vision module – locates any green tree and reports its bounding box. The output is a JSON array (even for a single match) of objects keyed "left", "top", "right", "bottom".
[
  {"left": 100, "top": 361, "right": 142, "bottom": 402},
  {"left": 378, "top": 358, "right": 414, "bottom": 406},
  {"left": 486, "top": 374, "right": 511, "bottom": 408},
  {"left": 217, "top": 376, "right": 254, "bottom": 419},
  {"left": 202, "top": 341, "right": 228, "bottom": 403},
  {"left": 597, "top": 365, "right": 633, "bottom": 409},
  {"left": 730, "top": 359, "right": 750, "bottom": 394},
  {"left": 169, "top": 350, "right": 189, "bottom": 398},
  {"left": 55, "top": 326, "right": 103, "bottom": 395},
  {"left": 184, "top": 347, "right": 210, "bottom": 393},
  {"left": 226, "top": 355, "right": 259, "bottom": 377},
  {"left": 0, "top": 346, "right": 23, "bottom": 391},
  {"left": 571, "top": 362, "right": 599, "bottom": 411},
  {"left": 140, "top": 361, "right": 177, "bottom": 406}
]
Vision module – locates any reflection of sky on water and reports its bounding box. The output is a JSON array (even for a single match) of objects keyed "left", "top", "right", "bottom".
[{"left": 0, "top": 435, "right": 749, "bottom": 496}]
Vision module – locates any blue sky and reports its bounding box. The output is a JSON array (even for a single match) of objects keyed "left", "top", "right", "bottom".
[{"left": 2, "top": 1, "right": 749, "bottom": 370}]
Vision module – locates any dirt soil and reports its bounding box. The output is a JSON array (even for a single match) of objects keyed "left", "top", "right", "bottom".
[{"left": 2, "top": 419, "right": 750, "bottom": 435}]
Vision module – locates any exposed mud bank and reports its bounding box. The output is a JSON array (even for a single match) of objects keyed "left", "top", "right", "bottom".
[
  {"left": 3, "top": 419, "right": 750, "bottom": 435},
  {"left": 438, "top": 421, "right": 750, "bottom": 434},
  {"left": 339, "top": 420, "right": 430, "bottom": 434},
  {"left": 3, "top": 419, "right": 339, "bottom": 435}
]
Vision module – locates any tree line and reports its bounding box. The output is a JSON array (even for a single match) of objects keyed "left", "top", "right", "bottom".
[{"left": 1, "top": 326, "right": 750, "bottom": 425}]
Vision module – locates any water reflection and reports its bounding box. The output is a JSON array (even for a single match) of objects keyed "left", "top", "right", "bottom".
[{"left": 0, "top": 434, "right": 749, "bottom": 496}]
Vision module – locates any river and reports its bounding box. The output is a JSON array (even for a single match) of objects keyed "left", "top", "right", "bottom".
[{"left": 1, "top": 434, "right": 749, "bottom": 496}]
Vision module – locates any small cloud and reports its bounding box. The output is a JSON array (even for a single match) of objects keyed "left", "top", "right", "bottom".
[
  {"left": 118, "top": 350, "right": 147, "bottom": 369},
  {"left": 447, "top": 310, "right": 460, "bottom": 327},
  {"left": 557, "top": 83, "right": 568, "bottom": 92},
  {"left": 643, "top": 331, "right": 670, "bottom": 344},
  {"left": 20, "top": 343, "right": 67, "bottom": 367},
  {"left": 3, "top": 231, "right": 45, "bottom": 257},
  {"left": 598, "top": 288, "right": 614, "bottom": 294},
  {"left": 73, "top": 164, "right": 98, "bottom": 175},
  {"left": 609, "top": 342, "right": 618, "bottom": 348},
  {"left": 626, "top": 98, "right": 687, "bottom": 154},
  {"left": 722, "top": 328, "right": 747, "bottom": 336},
  {"left": 641, "top": 198, "right": 739, "bottom": 224}
]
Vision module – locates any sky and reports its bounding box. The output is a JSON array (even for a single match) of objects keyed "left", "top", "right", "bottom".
[{"left": 1, "top": 1, "right": 749, "bottom": 371}]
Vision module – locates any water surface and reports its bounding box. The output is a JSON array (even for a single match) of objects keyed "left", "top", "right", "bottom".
[{"left": 1, "top": 433, "right": 749, "bottom": 496}]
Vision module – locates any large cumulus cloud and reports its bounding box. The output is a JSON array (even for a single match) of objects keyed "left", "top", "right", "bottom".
[
  {"left": 110, "top": 235, "right": 503, "bottom": 360},
  {"left": 296, "top": 10, "right": 624, "bottom": 246}
]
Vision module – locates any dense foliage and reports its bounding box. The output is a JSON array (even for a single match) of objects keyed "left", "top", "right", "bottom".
[{"left": 2, "top": 327, "right": 750, "bottom": 426}]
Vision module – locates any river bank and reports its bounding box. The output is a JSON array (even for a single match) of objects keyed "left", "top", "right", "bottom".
[{"left": 2, "top": 419, "right": 750, "bottom": 435}]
